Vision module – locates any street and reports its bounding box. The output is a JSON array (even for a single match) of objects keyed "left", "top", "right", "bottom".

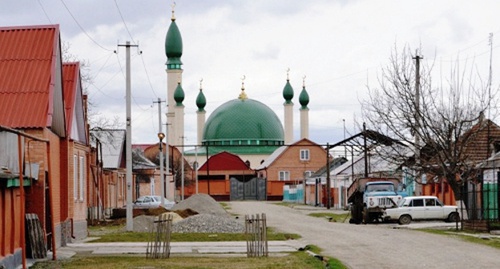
[{"left": 228, "top": 201, "right": 500, "bottom": 269}]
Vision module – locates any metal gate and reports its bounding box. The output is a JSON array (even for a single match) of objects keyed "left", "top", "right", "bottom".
[{"left": 230, "top": 177, "right": 266, "bottom": 200}]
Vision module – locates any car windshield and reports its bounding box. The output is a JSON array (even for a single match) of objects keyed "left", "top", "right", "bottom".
[
  {"left": 397, "top": 198, "right": 408, "bottom": 207},
  {"left": 366, "top": 184, "right": 394, "bottom": 192}
]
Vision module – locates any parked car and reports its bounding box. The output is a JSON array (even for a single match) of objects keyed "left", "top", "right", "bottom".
[
  {"left": 133, "top": 195, "right": 175, "bottom": 209},
  {"left": 383, "top": 195, "right": 459, "bottom": 225}
]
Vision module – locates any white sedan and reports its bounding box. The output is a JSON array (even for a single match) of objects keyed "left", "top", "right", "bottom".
[
  {"left": 133, "top": 195, "right": 175, "bottom": 209},
  {"left": 383, "top": 196, "right": 459, "bottom": 225}
]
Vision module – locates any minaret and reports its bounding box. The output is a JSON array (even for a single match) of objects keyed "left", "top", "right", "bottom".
[
  {"left": 165, "top": 4, "right": 183, "bottom": 146},
  {"left": 196, "top": 79, "right": 206, "bottom": 146},
  {"left": 299, "top": 76, "right": 310, "bottom": 139},
  {"left": 174, "top": 81, "right": 185, "bottom": 147},
  {"left": 282, "top": 69, "right": 294, "bottom": 144}
]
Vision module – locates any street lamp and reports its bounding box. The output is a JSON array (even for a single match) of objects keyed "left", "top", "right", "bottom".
[{"left": 158, "top": 132, "right": 165, "bottom": 206}]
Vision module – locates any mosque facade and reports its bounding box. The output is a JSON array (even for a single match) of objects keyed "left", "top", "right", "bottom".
[{"left": 164, "top": 8, "right": 327, "bottom": 200}]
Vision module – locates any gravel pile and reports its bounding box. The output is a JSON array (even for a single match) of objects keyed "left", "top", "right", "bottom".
[
  {"left": 172, "top": 214, "right": 244, "bottom": 233},
  {"left": 171, "top": 193, "right": 227, "bottom": 215},
  {"left": 170, "top": 194, "right": 245, "bottom": 233}
]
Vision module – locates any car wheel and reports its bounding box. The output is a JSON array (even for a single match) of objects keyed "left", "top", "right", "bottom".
[
  {"left": 398, "top": 215, "right": 412, "bottom": 225},
  {"left": 447, "top": 212, "right": 459, "bottom": 222}
]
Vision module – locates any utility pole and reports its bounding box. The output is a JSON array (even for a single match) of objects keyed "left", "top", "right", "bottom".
[
  {"left": 326, "top": 143, "right": 331, "bottom": 209},
  {"left": 165, "top": 122, "right": 170, "bottom": 201},
  {"left": 154, "top": 98, "right": 166, "bottom": 205},
  {"left": 180, "top": 136, "right": 186, "bottom": 200},
  {"left": 413, "top": 51, "right": 423, "bottom": 188},
  {"left": 487, "top": 33, "right": 493, "bottom": 157},
  {"left": 117, "top": 41, "right": 139, "bottom": 231}
]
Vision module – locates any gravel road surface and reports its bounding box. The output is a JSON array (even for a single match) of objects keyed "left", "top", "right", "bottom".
[{"left": 228, "top": 201, "right": 500, "bottom": 269}]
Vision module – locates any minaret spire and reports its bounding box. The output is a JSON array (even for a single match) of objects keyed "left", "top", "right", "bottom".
[
  {"left": 238, "top": 75, "right": 248, "bottom": 100},
  {"left": 299, "top": 75, "right": 310, "bottom": 139},
  {"left": 171, "top": 1, "right": 176, "bottom": 21},
  {"left": 283, "top": 69, "right": 294, "bottom": 144}
]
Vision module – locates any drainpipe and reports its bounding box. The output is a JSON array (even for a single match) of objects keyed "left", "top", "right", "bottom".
[{"left": 18, "top": 135, "right": 27, "bottom": 269}]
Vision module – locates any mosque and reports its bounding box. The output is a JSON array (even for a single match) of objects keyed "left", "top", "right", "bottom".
[
  {"left": 164, "top": 8, "right": 311, "bottom": 165},
  {"left": 163, "top": 8, "right": 328, "bottom": 200}
]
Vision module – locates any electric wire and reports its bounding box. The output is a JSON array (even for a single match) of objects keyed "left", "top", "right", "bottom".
[
  {"left": 37, "top": 0, "right": 52, "bottom": 24},
  {"left": 113, "top": 0, "right": 159, "bottom": 98},
  {"left": 59, "top": 0, "right": 112, "bottom": 52}
]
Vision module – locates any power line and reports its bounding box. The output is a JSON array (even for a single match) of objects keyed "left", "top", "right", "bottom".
[
  {"left": 112, "top": 1, "right": 158, "bottom": 98},
  {"left": 37, "top": 0, "right": 52, "bottom": 24},
  {"left": 59, "top": 0, "right": 112, "bottom": 52},
  {"left": 113, "top": 0, "right": 136, "bottom": 45},
  {"left": 140, "top": 54, "right": 159, "bottom": 98}
]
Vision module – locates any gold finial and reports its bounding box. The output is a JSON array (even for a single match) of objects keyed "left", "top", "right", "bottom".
[
  {"left": 239, "top": 75, "right": 247, "bottom": 100},
  {"left": 199, "top": 78, "right": 203, "bottom": 91},
  {"left": 286, "top": 68, "right": 290, "bottom": 81},
  {"left": 171, "top": 1, "right": 176, "bottom": 21},
  {"left": 302, "top": 75, "right": 306, "bottom": 87}
]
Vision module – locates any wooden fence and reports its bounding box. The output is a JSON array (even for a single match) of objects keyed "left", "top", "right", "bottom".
[
  {"left": 245, "top": 213, "right": 268, "bottom": 257},
  {"left": 146, "top": 214, "right": 173, "bottom": 259}
]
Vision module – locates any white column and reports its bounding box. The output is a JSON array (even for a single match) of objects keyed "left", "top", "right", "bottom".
[
  {"left": 284, "top": 103, "right": 294, "bottom": 144},
  {"left": 300, "top": 107, "right": 309, "bottom": 139}
]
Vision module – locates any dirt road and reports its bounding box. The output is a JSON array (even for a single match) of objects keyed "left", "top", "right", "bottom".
[{"left": 228, "top": 201, "right": 500, "bottom": 269}]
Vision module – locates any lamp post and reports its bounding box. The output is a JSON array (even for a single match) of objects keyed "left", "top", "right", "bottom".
[{"left": 158, "top": 132, "right": 165, "bottom": 206}]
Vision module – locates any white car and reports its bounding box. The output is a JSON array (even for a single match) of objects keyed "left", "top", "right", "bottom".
[
  {"left": 133, "top": 195, "right": 175, "bottom": 209},
  {"left": 383, "top": 196, "right": 459, "bottom": 225}
]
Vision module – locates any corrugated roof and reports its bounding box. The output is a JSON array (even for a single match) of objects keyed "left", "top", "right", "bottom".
[
  {"left": 62, "top": 62, "right": 77, "bottom": 134},
  {"left": 0, "top": 25, "right": 60, "bottom": 128},
  {"left": 90, "top": 129, "right": 126, "bottom": 169}
]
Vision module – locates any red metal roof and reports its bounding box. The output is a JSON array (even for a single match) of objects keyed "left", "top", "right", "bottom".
[
  {"left": 199, "top": 151, "right": 252, "bottom": 171},
  {"left": 62, "top": 62, "right": 78, "bottom": 135},
  {"left": 0, "top": 25, "right": 60, "bottom": 128}
]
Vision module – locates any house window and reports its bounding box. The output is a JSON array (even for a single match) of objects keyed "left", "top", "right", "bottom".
[
  {"left": 304, "top": 171, "right": 313, "bottom": 178},
  {"left": 79, "top": 156, "right": 85, "bottom": 201},
  {"left": 73, "top": 155, "right": 78, "bottom": 201},
  {"left": 300, "top": 149, "right": 310, "bottom": 161},
  {"left": 279, "top": 171, "right": 290, "bottom": 181}
]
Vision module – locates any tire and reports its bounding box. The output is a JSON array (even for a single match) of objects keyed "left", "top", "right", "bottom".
[
  {"left": 398, "top": 215, "right": 412, "bottom": 225},
  {"left": 362, "top": 208, "right": 370, "bottom": 224},
  {"left": 447, "top": 212, "right": 459, "bottom": 223}
]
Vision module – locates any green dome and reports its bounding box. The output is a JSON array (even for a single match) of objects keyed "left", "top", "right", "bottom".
[
  {"left": 174, "top": 82, "right": 184, "bottom": 106},
  {"left": 202, "top": 98, "right": 284, "bottom": 147},
  {"left": 196, "top": 89, "right": 206, "bottom": 111},
  {"left": 282, "top": 80, "right": 294, "bottom": 104},
  {"left": 299, "top": 86, "right": 309, "bottom": 109},
  {"left": 165, "top": 19, "right": 183, "bottom": 69}
]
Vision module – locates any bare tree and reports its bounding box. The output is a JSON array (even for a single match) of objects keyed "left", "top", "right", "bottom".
[
  {"left": 62, "top": 41, "right": 123, "bottom": 130},
  {"left": 361, "top": 45, "right": 494, "bottom": 201}
]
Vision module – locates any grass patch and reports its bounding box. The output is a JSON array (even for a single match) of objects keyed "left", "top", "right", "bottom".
[
  {"left": 300, "top": 245, "right": 346, "bottom": 269},
  {"left": 32, "top": 250, "right": 341, "bottom": 269},
  {"left": 88, "top": 225, "right": 300, "bottom": 243},
  {"left": 308, "top": 212, "right": 350, "bottom": 223},
  {"left": 419, "top": 228, "right": 500, "bottom": 249}
]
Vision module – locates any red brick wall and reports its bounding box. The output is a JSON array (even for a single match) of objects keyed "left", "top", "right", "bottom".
[
  {"left": 0, "top": 187, "right": 22, "bottom": 258},
  {"left": 264, "top": 140, "right": 328, "bottom": 182}
]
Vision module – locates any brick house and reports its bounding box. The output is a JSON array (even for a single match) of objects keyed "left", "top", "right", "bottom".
[
  {"left": 0, "top": 24, "right": 90, "bottom": 267},
  {"left": 256, "top": 138, "right": 329, "bottom": 200}
]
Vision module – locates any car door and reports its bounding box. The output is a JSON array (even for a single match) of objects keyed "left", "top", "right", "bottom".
[
  {"left": 409, "top": 198, "right": 425, "bottom": 219},
  {"left": 424, "top": 197, "right": 444, "bottom": 219}
]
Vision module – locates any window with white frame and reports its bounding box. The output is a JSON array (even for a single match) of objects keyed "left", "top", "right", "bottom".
[
  {"left": 73, "top": 155, "right": 78, "bottom": 201},
  {"left": 300, "top": 149, "right": 310, "bottom": 161},
  {"left": 304, "top": 171, "right": 314, "bottom": 178},
  {"left": 79, "top": 156, "right": 85, "bottom": 201},
  {"left": 279, "top": 171, "right": 290, "bottom": 181}
]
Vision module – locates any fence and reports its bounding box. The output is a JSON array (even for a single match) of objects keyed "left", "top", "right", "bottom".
[
  {"left": 245, "top": 213, "right": 268, "bottom": 257},
  {"left": 461, "top": 181, "right": 500, "bottom": 231},
  {"left": 146, "top": 214, "right": 173, "bottom": 259}
]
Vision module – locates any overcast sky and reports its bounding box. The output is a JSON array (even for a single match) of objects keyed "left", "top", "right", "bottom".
[{"left": 1, "top": 0, "right": 499, "bottom": 152}]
